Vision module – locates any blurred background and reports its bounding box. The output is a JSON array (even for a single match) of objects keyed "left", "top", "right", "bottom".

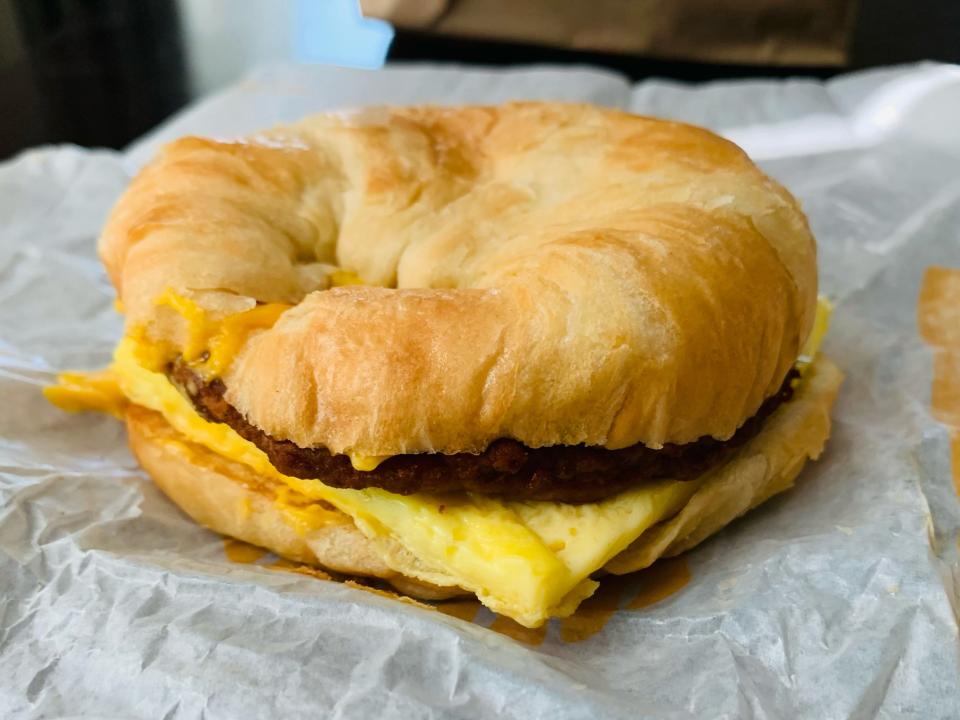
[{"left": 1, "top": 0, "right": 957, "bottom": 160}]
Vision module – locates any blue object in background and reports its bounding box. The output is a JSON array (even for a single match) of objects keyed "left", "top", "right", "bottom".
[{"left": 294, "top": 0, "right": 393, "bottom": 69}]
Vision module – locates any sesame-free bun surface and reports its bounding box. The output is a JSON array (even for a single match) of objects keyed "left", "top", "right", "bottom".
[
  {"left": 103, "top": 103, "right": 817, "bottom": 455},
  {"left": 124, "top": 357, "right": 842, "bottom": 598}
]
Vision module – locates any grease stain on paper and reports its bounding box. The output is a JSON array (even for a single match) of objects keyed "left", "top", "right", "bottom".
[
  {"left": 626, "top": 556, "right": 692, "bottom": 610},
  {"left": 223, "top": 538, "right": 268, "bottom": 564},
  {"left": 436, "top": 600, "right": 482, "bottom": 623},
  {"left": 558, "top": 574, "right": 627, "bottom": 643},
  {"left": 917, "top": 265, "right": 960, "bottom": 494},
  {"left": 490, "top": 615, "right": 548, "bottom": 646}
]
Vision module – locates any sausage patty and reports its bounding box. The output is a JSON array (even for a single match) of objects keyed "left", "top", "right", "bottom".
[{"left": 168, "top": 360, "right": 796, "bottom": 503}]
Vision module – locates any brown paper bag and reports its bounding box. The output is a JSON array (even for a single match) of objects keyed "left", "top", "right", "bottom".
[{"left": 362, "top": 0, "right": 857, "bottom": 66}]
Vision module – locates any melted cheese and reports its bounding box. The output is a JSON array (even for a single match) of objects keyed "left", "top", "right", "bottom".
[
  {"left": 205, "top": 302, "right": 291, "bottom": 376},
  {"left": 798, "top": 296, "right": 832, "bottom": 372},
  {"left": 44, "top": 295, "right": 833, "bottom": 627},
  {"left": 329, "top": 269, "right": 365, "bottom": 287},
  {"left": 155, "top": 289, "right": 212, "bottom": 362},
  {"left": 43, "top": 369, "right": 127, "bottom": 418},
  {"left": 349, "top": 454, "right": 389, "bottom": 471},
  {"left": 153, "top": 290, "right": 291, "bottom": 375}
]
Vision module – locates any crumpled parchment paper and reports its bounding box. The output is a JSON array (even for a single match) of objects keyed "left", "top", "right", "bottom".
[{"left": 2, "top": 62, "right": 959, "bottom": 719}]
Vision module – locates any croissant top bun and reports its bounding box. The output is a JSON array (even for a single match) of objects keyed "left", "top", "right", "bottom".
[{"left": 100, "top": 103, "right": 816, "bottom": 457}]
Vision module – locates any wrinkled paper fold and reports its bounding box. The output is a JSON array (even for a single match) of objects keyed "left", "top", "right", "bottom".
[{"left": 2, "top": 62, "right": 959, "bottom": 719}]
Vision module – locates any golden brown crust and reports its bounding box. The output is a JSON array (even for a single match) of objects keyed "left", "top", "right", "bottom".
[
  {"left": 103, "top": 103, "right": 817, "bottom": 455},
  {"left": 125, "top": 404, "right": 466, "bottom": 600}
]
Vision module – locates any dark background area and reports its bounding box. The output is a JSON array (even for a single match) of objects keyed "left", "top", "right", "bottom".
[{"left": 1, "top": 0, "right": 958, "bottom": 161}]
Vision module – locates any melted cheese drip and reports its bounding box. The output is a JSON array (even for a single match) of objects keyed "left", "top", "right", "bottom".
[
  {"left": 205, "top": 303, "right": 291, "bottom": 376},
  {"left": 329, "top": 269, "right": 365, "bottom": 287},
  {"left": 44, "top": 296, "right": 833, "bottom": 627},
  {"left": 154, "top": 290, "right": 291, "bottom": 375},
  {"left": 44, "top": 369, "right": 127, "bottom": 418},
  {"left": 155, "top": 289, "right": 212, "bottom": 362},
  {"left": 798, "top": 296, "right": 832, "bottom": 372},
  {"left": 350, "top": 455, "right": 389, "bottom": 471}
]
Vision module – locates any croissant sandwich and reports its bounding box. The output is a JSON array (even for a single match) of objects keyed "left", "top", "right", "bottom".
[{"left": 47, "top": 103, "right": 842, "bottom": 628}]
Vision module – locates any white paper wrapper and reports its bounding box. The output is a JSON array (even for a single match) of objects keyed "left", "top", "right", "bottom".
[{"left": 2, "top": 62, "right": 960, "bottom": 719}]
